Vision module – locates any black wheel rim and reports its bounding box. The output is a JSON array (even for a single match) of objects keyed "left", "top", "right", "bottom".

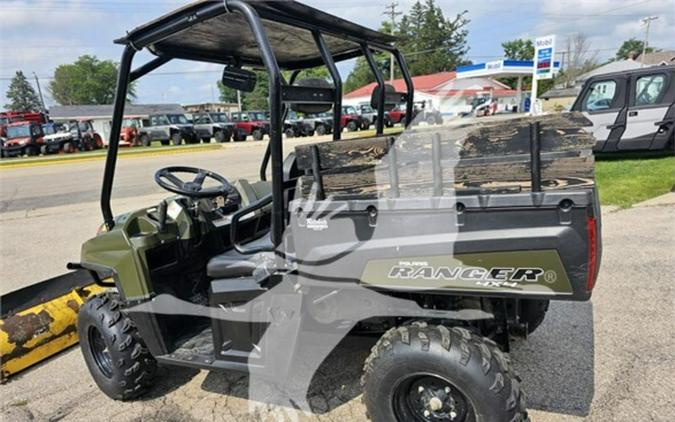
[
  {"left": 394, "top": 374, "right": 474, "bottom": 422},
  {"left": 88, "top": 326, "right": 113, "bottom": 378}
]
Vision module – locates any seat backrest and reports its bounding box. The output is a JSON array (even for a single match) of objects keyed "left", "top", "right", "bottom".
[
  {"left": 371, "top": 84, "right": 406, "bottom": 111},
  {"left": 289, "top": 78, "right": 334, "bottom": 114}
]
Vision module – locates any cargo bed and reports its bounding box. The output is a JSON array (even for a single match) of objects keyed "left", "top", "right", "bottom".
[{"left": 289, "top": 113, "right": 602, "bottom": 301}]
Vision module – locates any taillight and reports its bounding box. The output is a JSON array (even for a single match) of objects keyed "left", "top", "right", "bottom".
[{"left": 586, "top": 216, "right": 598, "bottom": 292}]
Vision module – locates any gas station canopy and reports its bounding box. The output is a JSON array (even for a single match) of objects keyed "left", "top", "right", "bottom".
[{"left": 456, "top": 60, "right": 561, "bottom": 79}]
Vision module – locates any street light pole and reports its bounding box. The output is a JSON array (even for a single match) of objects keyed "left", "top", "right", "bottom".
[
  {"left": 383, "top": 1, "right": 402, "bottom": 81},
  {"left": 640, "top": 16, "right": 658, "bottom": 67},
  {"left": 32, "top": 72, "right": 46, "bottom": 112}
]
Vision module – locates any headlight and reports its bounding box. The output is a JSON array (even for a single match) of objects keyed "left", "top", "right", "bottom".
[{"left": 96, "top": 223, "right": 108, "bottom": 235}]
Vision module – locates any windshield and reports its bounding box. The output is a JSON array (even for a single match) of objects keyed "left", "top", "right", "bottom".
[
  {"left": 210, "top": 113, "right": 230, "bottom": 123},
  {"left": 360, "top": 105, "right": 374, "bottom": 113},
  {"left": 248, "top": 112, "right": 267, "bottom": 121},
  {"left": 343, "top": 106, "right": 357, "bottom": 115},
  {"left": 42, "top": 124, "right": 59, "bottom": 135},
  {"left": 7, "top": 124, "right": 31, "bottom": 138},
  {"left": 167, "top": 114, "right": 189, "bottom": 125},
  {"left": 122, "top": 119, "right": 139, "bottom": 128}
]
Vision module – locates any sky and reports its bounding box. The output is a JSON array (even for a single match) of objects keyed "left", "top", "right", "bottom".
[{"left": 1, "top": 0, "right": 673, "bottom": 108}]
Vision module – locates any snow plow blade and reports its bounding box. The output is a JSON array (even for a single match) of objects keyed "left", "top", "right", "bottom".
[{"left": 0, "top": 270, "right": 109, "bottom": 381}]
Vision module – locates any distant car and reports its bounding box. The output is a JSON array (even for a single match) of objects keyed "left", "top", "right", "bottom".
[
  {"left": 304, "top": 112, "right": 333, "bottom": 136},
  {"left": 1, "top": 121, "right": 44, "bottom": 157},
  {"left": 120, "top": 118, "right": 151, "bottom": 147},
  {"left": 284, "top": 111, "right": 314, "bottom": 138},
  {"left": 341, "top": 105, "right": 366, "bottom": 132},
  {"left": 572, "top": 65, "right": 675, "bottom": 153},
  {"left": 145, "top": 113, "right": 198, "bottom": 145},
  {"left": 355, "top": 103, "right": 394, "bottom": 130},
  {"left": 192, "top": 112, "right": 236, "bottom": 143},
  {"left": 41, "top": 122, "right": 74, "bottom": 154},
  {"left": 231, "top": 111, "right": 270, "bottom": 141}
]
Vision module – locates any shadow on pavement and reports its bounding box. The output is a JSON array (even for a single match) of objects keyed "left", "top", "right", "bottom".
[{"left": 510, "top": 301, "right": 595, "bottom": 417}]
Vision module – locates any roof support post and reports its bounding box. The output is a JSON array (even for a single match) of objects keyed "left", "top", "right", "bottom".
[
  {"left": 391, "top": 48, "right": 414, "bottom": 127},
  {"left": 101, "top": 44, "right": 136, "bottom": 230},
  {"left": 313, "top": 31, "right": 342, "bottom": 141},
  {"left": 361, "top": 44, "right": 385, "bottom": 136},
  {"left": 227, "top": 0, "right": 284, "bottom": 247},
  {"left": 130, "top": 56, "right": 172, "bottom": 82}
]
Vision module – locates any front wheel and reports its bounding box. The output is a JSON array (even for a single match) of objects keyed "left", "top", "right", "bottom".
[
  {"left": 140, "top": 134, "right": 151, "bottom": 147},
  {"left": 170, "top": 133, "right": 182, "bottom": 146},
  {"left": 362, "top": 323, "right": 528, "bottom": 422},
  {"left": 316, "top": 125, "right": 327, "bottom": 136},
  {"left": 347, "top": 121, "right": 358, "bottom": 132},
  {"left": 252, "top": 129, "right": 264, "bottom": 141},
  {"left": 78, "top": 293, "right": 157, "bottom": 401}
]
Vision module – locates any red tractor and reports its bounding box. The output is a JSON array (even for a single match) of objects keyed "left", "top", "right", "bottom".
[
  {"left": 1, "top": 111, "right": 47, "bottom": 138},
  {"left": 230, "top": 111, "right": 270, "bottom": 141},
  {"left": 119, "top": 118, "right": 151, "bottom": 147},
  {"left": 1, "top": 120, "right": 45, "bottom": 157}
]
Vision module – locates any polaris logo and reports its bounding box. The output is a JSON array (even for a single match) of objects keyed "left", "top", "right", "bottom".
[{"left": 388, "top": 263, "right": 546, "bottom": 283}]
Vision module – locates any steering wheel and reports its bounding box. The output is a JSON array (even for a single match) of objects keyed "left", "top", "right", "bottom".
[{"left": 154, "top": 166, "right": 233, "bottom": 198}]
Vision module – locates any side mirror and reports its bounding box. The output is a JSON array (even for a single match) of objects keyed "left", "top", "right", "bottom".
[
  {"left": 371, "top": 84, "right": 406, "bottom": 112},
  {"left": 221, "top": 65, "right": 256, "bottom": 93}
]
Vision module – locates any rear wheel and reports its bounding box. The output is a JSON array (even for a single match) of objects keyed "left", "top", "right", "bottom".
[
  {"left": 316, "top": 125, "right": 327, "bottom": 136},
  {"left": 78, "top": 293, "right": 157, "bottom": 401},
  {"left": 170, "top": 133, "right": 182, "bottom": 146},
  {"left": 233, "top": 130, "right": 247, "bottom": 142},
  {"left": 519, "top": 300, "right": 549, "bottom": 335},
  {"left": 285, "top": 128, "right": 296, "bottom": 138},
  {"left": 214, "top": 130, "right": 227, "bottom": 143},
  {"left": 140, "top": 134, "right": 151, "bottom": 147},
  {"left": 362, "top": 323, "right": 528, "bottom": 422},
  {"left": 385, "top": 117, "right": 394, "bottom": 128},
  {"left": 252, "top": 129, "right": 264, "bottom": 141},
  {"left": 347, "top": 121, "right": 358, "bottom": 132},
  {"left": 426, "top": 115, "right": 436, "bottom": 126},
  {"left": 361, "top": 120, "right": 371, "bottom": 130},
  {"left": 25, "top": 145, "right": 38, "bottom": 156}
]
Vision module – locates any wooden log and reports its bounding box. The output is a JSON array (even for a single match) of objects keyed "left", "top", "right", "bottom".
[
  {"left": 297, "top": 153, "right": 595, "bottom": 198},
  {"left": 294, "top": 112, "right": 595, "bottom": 171}
]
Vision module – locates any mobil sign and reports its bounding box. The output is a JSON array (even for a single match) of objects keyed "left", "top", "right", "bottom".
[{"left": 534, "top": 35, "right": 556, "bottom": 80}]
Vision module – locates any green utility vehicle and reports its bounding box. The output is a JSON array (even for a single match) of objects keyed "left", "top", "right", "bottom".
[{"left": 72, "top": 2, "right": 601, "bottom": 421}]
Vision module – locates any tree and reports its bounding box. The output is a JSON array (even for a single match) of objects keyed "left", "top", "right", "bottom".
[
  {"left": 558, "top": 33, "right": 598, "bottom": 88},
  {"left": 615, "top": 38, "right": 653, "bottom": 60},
  {"left": 4, "top": 71, "right": 42, "bottom": 111},
  {"left": 49, "top": 55, "right": 136, "bottom": 105},
  {"left": 502, "top": 39, "right": 534, "bottom": 60},
  {"left": 343, "top": 0, "right": 470, "bottom": 94},
  {"left": 217, "top": 81, "right": 238, "bottom": 103},
  {"left": 398, "top": 0, "right": 470, "bottom": 76}
]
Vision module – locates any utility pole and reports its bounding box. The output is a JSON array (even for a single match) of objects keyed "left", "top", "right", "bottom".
[
  {"left": 32, "top": 72, "right": 46, "bottom": 112},
  {"left": 383, "top": 1, "right": 402, "bottom": 81},
  {"left": 640, "top": 16, "right": 658, "bottom": 67}
]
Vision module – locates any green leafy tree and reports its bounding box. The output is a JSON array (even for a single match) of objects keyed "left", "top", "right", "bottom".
[
  {"left": 502, "top": 39, "right": 534, "bottom": 60},
  {"left": 615, "top": 38, "right": 653, "bottom": 60},
  {"left": 49, "top": 55, "right": 136, "bottom": 105},
  {"left": 499, "top": 39, "right": 534, "bottom": 89},
  {"left": 398, "top": 0, "right": 470, "bottom": 76},
  {"left": 4, "top": 71, "right": 41, "bottom": 111},
  {"left": 217, "top": 81, "right": 238, "bottom": 103}
]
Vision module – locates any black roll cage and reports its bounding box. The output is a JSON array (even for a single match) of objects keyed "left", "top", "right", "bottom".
[{"left": 102, "top": 0, "right": 414, "bottom": 249}]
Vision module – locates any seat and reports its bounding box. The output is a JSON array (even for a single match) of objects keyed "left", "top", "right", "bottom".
[{"left": 207, "top": 234, "right": 274, "bottom": 279}]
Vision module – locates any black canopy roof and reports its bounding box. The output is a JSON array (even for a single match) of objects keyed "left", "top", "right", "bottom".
[{"left": 116, "top": 0, "right": 398, "bottom": 70}]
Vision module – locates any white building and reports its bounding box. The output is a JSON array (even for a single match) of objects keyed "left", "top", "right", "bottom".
[{"left": 343, "top": 71, "right": 517, "bottom": 117}]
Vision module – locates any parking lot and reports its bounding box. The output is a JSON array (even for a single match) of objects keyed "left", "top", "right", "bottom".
[{"left": 1, "top": 139, "right": 673, "bottom": 421}]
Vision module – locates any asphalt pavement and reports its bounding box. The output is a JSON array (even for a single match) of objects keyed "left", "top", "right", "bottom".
[{"left": 1, "top": 141, "right": 673, "bottom": 421}]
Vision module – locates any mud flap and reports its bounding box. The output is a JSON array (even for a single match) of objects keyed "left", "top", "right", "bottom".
[{"left": 0, "top": 270, "right": 108, "bottom": 381}]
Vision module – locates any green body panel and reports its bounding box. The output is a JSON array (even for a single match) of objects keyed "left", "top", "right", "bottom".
[
  {"left": 80, "top": 199, "right": 192, "bottom": 300},
  {"left": 361, "top": 250, "right": 572, "bottom": 295}
]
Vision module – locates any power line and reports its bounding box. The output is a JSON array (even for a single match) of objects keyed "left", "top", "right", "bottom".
[{"left": 640, "top": 16, "right": 659, "bottom": 66}]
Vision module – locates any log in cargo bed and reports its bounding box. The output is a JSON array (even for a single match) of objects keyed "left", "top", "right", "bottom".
[{"left": 294, "top": 113, "right": 596, "bottom": 199}]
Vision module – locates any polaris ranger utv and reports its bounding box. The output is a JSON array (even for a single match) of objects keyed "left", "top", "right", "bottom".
[{"left": 73, "top": 2, "right": 601, "bottom": 421}]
